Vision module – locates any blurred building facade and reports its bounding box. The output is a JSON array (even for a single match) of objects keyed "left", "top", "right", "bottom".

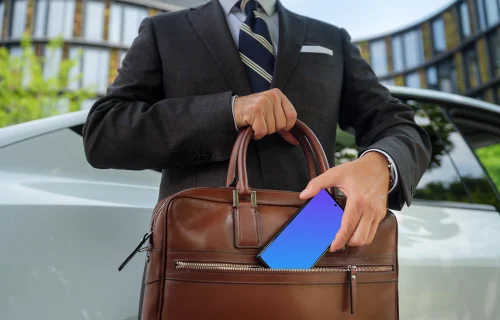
[
  {"left": 355, "top": 0, "right": 500, "bottom": 104},
  {"left": 1, "top": 0, "right": 499, "bottom": 106},
  {"left": 0, "top": 0, "right": 197, "bottom": 108}
]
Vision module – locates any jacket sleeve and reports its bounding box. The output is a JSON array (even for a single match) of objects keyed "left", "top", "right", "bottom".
[
  {"left": 82, "top": 17, "right": 238, "bottom": 170},
  {"left": 337, "top": 28, "right": 432, "bottom": 210}
]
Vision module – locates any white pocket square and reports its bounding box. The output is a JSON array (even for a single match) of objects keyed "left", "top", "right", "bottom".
[{"left": 300, "top": 45, "right": 333, "bottom": 56}]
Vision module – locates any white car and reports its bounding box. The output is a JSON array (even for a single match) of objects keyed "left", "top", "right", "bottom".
[{"left": 1, "top": 86, "right": 499, "bottom": 320}]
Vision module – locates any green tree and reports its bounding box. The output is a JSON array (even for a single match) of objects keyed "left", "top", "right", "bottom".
[{"left": 0, "top": 35, "right": 95, "bottom": 128}]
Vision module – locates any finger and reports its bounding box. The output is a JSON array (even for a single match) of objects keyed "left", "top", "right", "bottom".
[
  {"left": 279, "top": 92, "right": 297, "bottom": 131},
  {"left": 330, "top": 198, "right": 360, "bottom": 252},
  {"left": 252, "top": 113, "right": 267, "bottom": 140},
  {"left": 347, "top": 213, "right": 373, "bottom": 247},
  {"left": 366, "top": 219, "right": 379, "bottom": 245},
  {"left": 299, "top": 168, "right": 342, "bottom": 199},
  {"left": 279, "top": 131, "right": 299, "bottom": 145},
  {"left": 264, "top": 106, "right": 276, "bottom": 135},
  {"left": 273, "top": 98, "right": 287, "bottom": 132}
]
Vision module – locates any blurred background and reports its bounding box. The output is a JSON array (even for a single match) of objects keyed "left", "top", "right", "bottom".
[
  {"left": 0, "top": 0, "right": 499, "bottom": 123},
  {"left": 0, "top": 0, "right": 500, "bottom": 127}
]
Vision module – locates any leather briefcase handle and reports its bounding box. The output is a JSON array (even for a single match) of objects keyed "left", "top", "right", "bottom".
[
  {"left": 234, "top": 119, "right": 332, "bottom": 197},
  {"left": 225, "top": 125, "right": 318, "bottom": 187}
]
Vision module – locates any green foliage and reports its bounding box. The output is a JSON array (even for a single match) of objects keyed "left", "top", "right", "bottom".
[
  {"left": 476, "top": 144, "right": 500, "bottom": 193},
  {"left": 413, "top": 176, "right": 499, "bottom": 207},
  {"left": 0, "top": 35, "right": 95, "bottom": 128}
]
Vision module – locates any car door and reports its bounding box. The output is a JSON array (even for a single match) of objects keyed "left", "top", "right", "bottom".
[{"left": 335, "top": 96, "right": 500, "bottom": 320}]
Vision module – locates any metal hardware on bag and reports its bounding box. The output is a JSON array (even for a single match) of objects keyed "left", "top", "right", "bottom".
[
  {"left": 175, "top": 261, "right": 392, "bottom": 273},
  {"left": 232, "top": 190, "right": 257, "bottom": 207},
  {"left": 348, "top": 265, "right": 358, "bottom": 314},
  {"left": 118, "top": 231, "right": 153, "bottom": 272},
  {"left": 233, "top": 190, "right": 239, "bottom": 207}
]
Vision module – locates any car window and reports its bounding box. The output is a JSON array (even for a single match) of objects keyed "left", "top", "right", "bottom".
[
  {"left": 446, "top": 106, "right": 500, "bottom": 195},
  {"left": 334, "top": 98, "right": 498, "bottom": 206}
]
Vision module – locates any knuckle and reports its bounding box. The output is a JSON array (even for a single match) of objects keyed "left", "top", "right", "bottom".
[
  {"left": 350, "top": 239, "right": 364, "bottom": 247},
  {"left": 344, "top": 223, "right": 356, "bottom": 236},
  {"left": 255, "top": 96, "right": 267, "bottom": 107},
  {"left": 271, "top": 88, "right": 282, "bottom": 95},
  {"left": 356, "top": 196, "right": 366, "bottom": 208}
]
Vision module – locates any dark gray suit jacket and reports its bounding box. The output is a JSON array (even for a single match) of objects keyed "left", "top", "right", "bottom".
[{"left": 82, "top": 0, "right": 431, "bottom": 210}]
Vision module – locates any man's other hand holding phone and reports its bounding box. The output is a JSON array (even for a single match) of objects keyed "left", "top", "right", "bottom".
[
  {"left": 299, "top": 152, "right": 391, "bottom": 252},
  {"left": 234, "top": 88, "right": 392, "bottom": 253}
]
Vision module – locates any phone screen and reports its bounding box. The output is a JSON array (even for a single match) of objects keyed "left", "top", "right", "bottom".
[{"left": 257, "top": 189, "right": 344, "bottom": 269}]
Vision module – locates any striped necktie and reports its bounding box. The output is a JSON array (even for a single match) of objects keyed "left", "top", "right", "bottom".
[{"left": 237, "top": 0, "right": 275, "bottom": 93}]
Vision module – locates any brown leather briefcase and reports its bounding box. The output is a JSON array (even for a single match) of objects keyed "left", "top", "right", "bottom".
[{"left": 137, "top": 120, "right": 399, "bottom": 319}]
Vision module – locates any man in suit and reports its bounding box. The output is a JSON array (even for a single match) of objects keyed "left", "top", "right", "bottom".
[{"left": 82, "top": 0, "right": 431, "bottom": 252}]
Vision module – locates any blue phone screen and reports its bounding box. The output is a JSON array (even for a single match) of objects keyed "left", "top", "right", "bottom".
[{"left": 258, "top": 189, "right": 344, "bottom": 269}]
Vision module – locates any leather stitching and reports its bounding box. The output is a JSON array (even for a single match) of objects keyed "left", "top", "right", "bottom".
[{"left": 164, "top": 277, "right": 398, "bottom": 285}]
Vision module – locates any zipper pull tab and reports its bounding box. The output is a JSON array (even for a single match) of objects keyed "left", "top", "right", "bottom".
[
  {"left": 348, "top": 265, "right": 358, "bottom": 314},
  {"left": 118, "top": 232, "right": 152, "bottom": 272}
]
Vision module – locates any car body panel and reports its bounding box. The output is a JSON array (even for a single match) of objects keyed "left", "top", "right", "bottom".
[{"left": 1, "top": 87, "right": 499, "bottom": 319}]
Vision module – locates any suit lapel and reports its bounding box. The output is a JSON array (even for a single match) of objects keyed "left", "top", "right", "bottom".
[
  {"left": 187, "top": 0, "right": 252, "bottom": 96},
  {"left": 271, "top": 1, "right": 307, "bottom": 91}
]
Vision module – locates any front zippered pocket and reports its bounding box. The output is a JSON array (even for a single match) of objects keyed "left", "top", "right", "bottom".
[
  {"left": 174, "top": 261, "right": 392, "bottom": 273},
  {"left": 174, "top": 261, "right": 393, "bottom": 314}
]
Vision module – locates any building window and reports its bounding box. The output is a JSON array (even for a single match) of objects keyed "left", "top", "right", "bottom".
[
  {"left": 369, "top": 40, "right": 388, "bottom": 76},
  {"left": 34, "top": 0, "right": 48, "bottom": 38},
  {"left": 427, "top": 67, "right": 439, "bottom": 89},
  {"left": 109, "top": 3, "right": 123, "bottom": 43},
  {"left": 392, "top": 36, "right": 405, "bottom": 72},
  {"left": 405, "top": 72, "right": 421, "bottom": 88},
  {"left": 83, "top": 48, "right": 110, "bottom": 93},
  {"left": 438, "top": 59, "right": 458, "bottom": 93},
  {"left": 475, "top": 0, "right": 487, "bottom": 31},
  {"left": 43, "top": 46, "right": 62, "bottom": 80},
  {"left": 84, "top": 0, "right": 105, "bottom": 41},
  {"left": 432, "top": 18, "right": 447, "bottom": 53},
  {"left": 109, "top": 3, "right": 147, "bottom": 45},
  {"left": 0, "top": 0, "right": 5, "bottom": 38},
  {"left": 464, "top": 46, "right": 481, "bottom": 89},
  {"left": 459, "top": 2, "right": 471, "bottom": 37},
  {"left": 487, "top": 30, "right": 500, "bottom": 77},
  {"left": 46, "top": 0, "right": 75, "bottom": 38},
  {"left": 11, "top": 0, "right": 28, "bottom": 38},
  {"left": 403, "top": 29, "right": 424, "bottom": 69},
  {"left": 484, "top": 0, "right": 500, "bottom": 27},
  {"left": 68, "top": 47, "right": 110, "bottom": 93},
  {"left": 123, "top": 5, "right": 148, "bottom": 45}
]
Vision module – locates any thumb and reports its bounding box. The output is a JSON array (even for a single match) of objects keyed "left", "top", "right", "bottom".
[{"left": 299, "top": 168, "right": 343, "bottom": 200}]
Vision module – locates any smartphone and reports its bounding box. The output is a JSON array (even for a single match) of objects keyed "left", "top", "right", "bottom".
[{"left": 257, "top": 189, "right": 344, "bottom": 269}]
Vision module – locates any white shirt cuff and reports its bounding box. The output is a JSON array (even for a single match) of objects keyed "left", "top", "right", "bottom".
[
  {"left": 231, "top": 95, "right": 239, "bottom": 132},
  {"left": 359, "top": 149, "right": 399, "bottom": 193}
]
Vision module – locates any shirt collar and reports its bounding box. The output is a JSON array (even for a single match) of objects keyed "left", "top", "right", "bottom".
[{"left": 219, "top": 0, "right": 277, "bottom": 16}]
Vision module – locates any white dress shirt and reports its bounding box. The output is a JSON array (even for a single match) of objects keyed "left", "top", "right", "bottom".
[{"left": 218, "top": 0, "right": 398, "bottom": 193}]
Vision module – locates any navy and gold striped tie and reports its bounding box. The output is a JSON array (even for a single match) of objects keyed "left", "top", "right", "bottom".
[{"left": 237, "top": 0, "right": 275, "bottom": 93}]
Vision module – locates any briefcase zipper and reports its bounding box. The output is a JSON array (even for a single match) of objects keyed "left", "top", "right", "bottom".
[
  {"left": 175, "top": 261, "right": 392, "bottom": 314},
  {"left": 174, "top": 261, "right": 392, "bottom": 273}
]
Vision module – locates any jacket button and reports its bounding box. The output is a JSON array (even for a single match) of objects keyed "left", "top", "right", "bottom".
[{"left": 203, "top": 151, "right": 212, "bottom": 160}]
